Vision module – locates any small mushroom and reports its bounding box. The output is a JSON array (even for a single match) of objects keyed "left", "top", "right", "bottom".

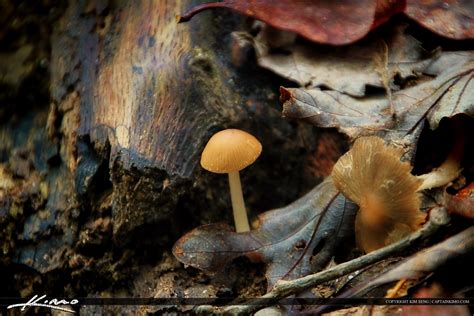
[
  {"left": 201, "top": 129, "right": 262, "bottom": 233},
  {"left": 416, "top": 122, "right": 465, "bottom": 191},
  {"left": 331, "top": 136, "right": 426, "bottom": 253}
]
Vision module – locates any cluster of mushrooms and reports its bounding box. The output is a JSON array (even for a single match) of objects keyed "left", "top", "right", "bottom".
[{"left": 201, "top": 129, "right": 462, "bottom": 253}]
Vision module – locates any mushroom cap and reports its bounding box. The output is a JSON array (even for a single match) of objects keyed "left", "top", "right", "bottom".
[
  {"left": 331, "top": 136, "right": 425, "bottom": 252},
  {"left": 201, "top": 129, "right": 262, "bottom": 173}
]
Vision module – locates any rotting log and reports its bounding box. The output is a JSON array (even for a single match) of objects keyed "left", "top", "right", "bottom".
[
  {"left": 49, "top": 0, "right": 345, "bottom": 247},
  {"left": 50, "top": 0, "right": 248, "bottom": 245},
  {"left": 0, "top": 0, "right": 347, "bottom": 306}
]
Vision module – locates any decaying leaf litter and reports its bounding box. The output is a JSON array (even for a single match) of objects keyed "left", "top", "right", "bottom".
[
  {"left": 174, "top": 178, "right": 357, "bottom": 289},
  {"left": 172, "top": 1, "right": 473, "bottom": 314},
  {"left": 178, "top": 0, "right": 474, "bottom": 44}
]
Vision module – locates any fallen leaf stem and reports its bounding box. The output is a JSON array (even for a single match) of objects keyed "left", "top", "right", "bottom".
[{"left": 195, "top": 207, "right": 449, "bottom": 315}]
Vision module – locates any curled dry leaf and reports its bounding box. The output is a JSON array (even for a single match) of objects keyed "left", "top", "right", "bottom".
[
  {"left": 405, "top": 0, "right": 474, "bottom": 40},
  {"left": 173, "top": 178, "right": 357, "bottom": 289},
  {"left": 281, "top": 51, "right": 474, "bottom": 146},
  {"left": 421, "top": 52, "right": 474, "bottom": 127},
  {"left": 179, "top": 1, "right": 473, "bottom": 45},
  {"left": 445, "top": 182, "right": 474, "bottom": 220},
  {"left": 179, "top": 0, "right": 403, "bottom": 45},
  {"left": 254, "top": 25, "right": 432, "bottom": 97}
]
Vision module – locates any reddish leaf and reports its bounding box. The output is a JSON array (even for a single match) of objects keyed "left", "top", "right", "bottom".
[
  {"left": 179, "top": 0, "right": 405, "bottom": 45},
  {"left": 445, "top": 182, "right": 474, "bottom": 219},
  {"left": 313, "top": 226, "right": 474, "bottom": 314},
  {"left": 354, "top": 226, "right": 474, "bottom": 290},
  {"left": 401, "top": 283, "right": 470, "bottom": 316},
  {"left": 405, "top": 0, "right": 474, "bottom": 40},
  {"left": 173, "top": 178, "right": 357, "bottom": 288},
  {"left": 178, "top": 1, "right": 473, "bottom": 45}
]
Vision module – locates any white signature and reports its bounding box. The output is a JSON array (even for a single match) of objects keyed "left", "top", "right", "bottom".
[{"left": 7, "top": 294, "right": 78, "bottom": 313}]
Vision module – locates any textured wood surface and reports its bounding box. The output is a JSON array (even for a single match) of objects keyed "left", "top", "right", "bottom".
[
  {"left": 49, "top": 1, "right": 337, "bottom": 245},
  {"left": 77, "top": 1, "right": 241, "bottom": 177},
  {"left": 50, "top": 0, "right": 247, "bottom": 242},
  {"left": 0, "top": 0, "right": 345, "bottom": 306}
]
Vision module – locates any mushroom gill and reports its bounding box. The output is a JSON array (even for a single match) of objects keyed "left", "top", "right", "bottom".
[{"left": 331, "top": 136, "right": 426, "bottom": 253}]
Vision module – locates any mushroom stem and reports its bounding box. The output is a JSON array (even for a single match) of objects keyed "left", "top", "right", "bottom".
[
  {"left": 416, "top": 123, "right": 465, "bottom": 191},
  {"left": 416, "top": 157, "right": 462, "bottom": 191},
  {"left": 228, "top": 171, "right": 250, "bottom": 232}
]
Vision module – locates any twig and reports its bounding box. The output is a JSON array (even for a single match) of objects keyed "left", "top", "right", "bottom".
[{"left": 195, "top": 207, "right": 450, "bottom": 315}]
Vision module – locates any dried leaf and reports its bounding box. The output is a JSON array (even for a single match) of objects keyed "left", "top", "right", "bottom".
[
  {"left": 179, "top": 1, "right": 473, "bottom": 45},
  {"left": 405, "top": 0, "right": 474, "bottom": 40},
  {"left": 173, "top": 178, "right": 357, "bottom": 288},
  {"left": 281, "top": 51, "right": 474, "bottom": 145},
  {"left": 385, "top": 278, "right": 412, "bottom": 298},
  {"left": 312, "top": 226, "right": 474, "bottom": 314},
  {"left": 350, "top": 226, "right": 474, "bottom": 296},
  {"left": 422, "top": 52, "right": 474, "bottom": 127},
  {"left": 179, "top": 0, "right": 404, "bottom": 45},
  {"left": 254, "top": 26, "right": 431, "bottom": 96},
  {"left": 445, "top": 182, "right": 474, "bottom": 219},
  {"left": 324, "top": 305, "right": 402, "bottom": 315}
]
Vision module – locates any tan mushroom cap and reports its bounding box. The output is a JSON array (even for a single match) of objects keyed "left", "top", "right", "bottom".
[
  {"left": 201, "top": 129, "right": 262, "bottom": 173},
  {"left": 331, "top": 136, "right": 425, "bottom": 252}
]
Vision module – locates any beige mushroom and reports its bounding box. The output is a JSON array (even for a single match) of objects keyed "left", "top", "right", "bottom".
[
  {"left": 331, "top": 136, "right": 426, "bottom": 252},
  {"left": 416, "top": 122, "right": 465, "bottom": 191},
  {"left": 201, "top": 129, "right": 262, "bottom": 232}
]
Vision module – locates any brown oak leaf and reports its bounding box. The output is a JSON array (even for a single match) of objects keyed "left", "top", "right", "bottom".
[
  {"left": 253, "top": 25, "right": 432, "bottom": 96},
  {"left": 173, "top": 178, "right": 357, "bottom": 288},
  {"left": 280, "top": 51, "right": 473, "bottom": 148}
]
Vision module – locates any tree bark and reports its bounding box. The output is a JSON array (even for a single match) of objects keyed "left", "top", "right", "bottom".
[
  {"left": 50, "top": 0, "right": 251, "bottom": 245},
  {"left": 49, "top": 0, "right": 341, "bottom": 247},
  {"left": 1, "top": 0, "right": 346, "bottom": 308}
]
